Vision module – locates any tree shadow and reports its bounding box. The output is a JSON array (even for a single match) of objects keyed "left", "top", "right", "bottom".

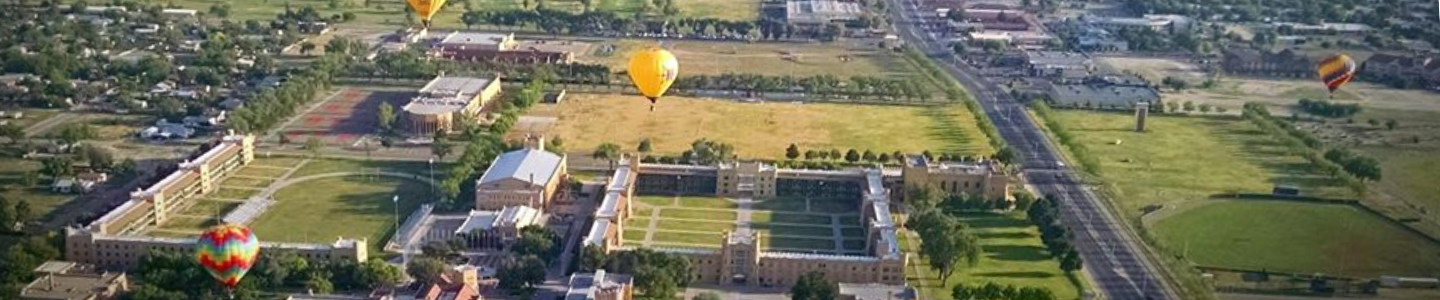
[
  {"left": 969, "top": 271, "right": 1057, "bottom": 279},
  {"left": 920, "top": 107, "right": 982, "bottom": 154},
  {"left": 983, "top": 245, "right": 1051, "bottom": 262}
]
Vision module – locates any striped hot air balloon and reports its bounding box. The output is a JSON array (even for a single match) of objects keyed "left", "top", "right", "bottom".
[
  {"left": 195, "top": 223, "right": 260, "bottom": 289},
  {"left": 1317, "top": 53, "right": 1357, "bottom": 95}
]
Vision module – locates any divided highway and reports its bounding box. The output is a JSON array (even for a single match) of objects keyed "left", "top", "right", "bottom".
[{"left": 883, "top": 1, "right": 1178, "bottom": 299}]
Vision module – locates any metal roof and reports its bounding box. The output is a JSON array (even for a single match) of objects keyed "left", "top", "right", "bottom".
[{"left": 478, "top": 148, "right": 563, "bottom": 186}]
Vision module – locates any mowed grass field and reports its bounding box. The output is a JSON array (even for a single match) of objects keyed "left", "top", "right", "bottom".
[
  {"left": 0, "top": 152, "right": 76, "bottom": 221},
  {"left": 157, "top": 0, "right": 758, "bottom": 28},
  {"left": 1048, "top": 111, "right": 1351, "bottom": 214},
  {"left": 590, "top": 39, "right": 932, "bottom": 81},
  {"left": 902, "top": 213, "right": 1081, "bottom": 300},
  {"left": 249, "top": 175, "right": 435, "bottom": 252},
  {"left": 1152, "top": 200, "right": 1440, "bottom": 277},
  {"left": 521, "top": 95, "right": 992, "bottom": 160}
]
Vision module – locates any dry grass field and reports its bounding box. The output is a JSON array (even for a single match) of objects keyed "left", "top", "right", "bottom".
[
  {"left": 515, "top": 94, "right": 993, "bottom": 159},
  {"left": 588, "top": 39, "right": 930, "bottom": 80}
]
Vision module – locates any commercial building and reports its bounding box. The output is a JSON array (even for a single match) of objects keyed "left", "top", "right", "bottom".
[
  {"left": 901, "top": 155, "right": 1010, "bottom": 201},
  {"left": 1088, "top": 14, "right": 1190, "bottom": 34},
  {"left": 1024, "top": 51, "right": 1093, "bottom": 80},
  {"left": 784, "top": 0, "right": 864, "bottom": 27},
  {"left": 564, "top": 270, "right": 634, "bottom": 300},
  {"left": 475, "top": 137, "right": 568, "bottom": 211},
  {"left": 20, "top": 261, "right": 130, "bottom": 300},
  {"left": 431, "top": 32, "right": 575, "bottom": 64},
  {"left": 403, "top": 76, "right": 502, "bottom": 135},
  {"left": 1221, "top": 47, "right": 1315, "bottom": 79},
  {"left": 1042, "top": 76, "right": 1161, "bottom": 111}
]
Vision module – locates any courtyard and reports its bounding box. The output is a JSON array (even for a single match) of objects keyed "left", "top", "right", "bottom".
[{"left": 622, "top": 195, "right": 868, "bottom": 255}]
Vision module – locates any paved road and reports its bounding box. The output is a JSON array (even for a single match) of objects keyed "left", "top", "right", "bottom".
[{"left": 882, "top": 1, "right": 1177, "bottom": 299}]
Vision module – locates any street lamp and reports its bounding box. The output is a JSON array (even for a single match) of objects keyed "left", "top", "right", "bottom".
[
  {"left": 392, "top": 195, "right": 400, "bottom": 240},
  {"left": 428, "top": 157, "right": 436, "bottom": 197}
]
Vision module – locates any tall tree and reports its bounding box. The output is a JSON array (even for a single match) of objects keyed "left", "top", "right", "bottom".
[
  {"left": 788, "top": 271, "right": 837, "bottom": 300},
  {"left": 0, "top": 123, "right": 24, "bottom": 143},
  {"left": 593, "top": 142, "right": 622, "bottom": 170},
  {"left": 845, "top": 149, "right": 860, "bottom": 162},
  {"left": 431, "top": 139, "right": 453, "bottom": 160},
  {"left": 377, "top": 102, "right": 396, "bottom": 133},
  {"left": 512, "top": 226, "right": 558, "bottom": 262},
  {"left": 580, "top": 244, "right": 608, "bottom": 272},
  {"left": 304, "top": 137, "right": 324, "bottom": 157},
  {"left": 786, "top": 144, "right": 801, "bottom": 160},
  {"left": 637, "top": 138, "right": 653, "bottom": 156},
  {"left": 406, "top": 257, "right": 449, "bottom": 284},
  {"left": 498, "top": 255, "right": 548, "bottom": 297}
]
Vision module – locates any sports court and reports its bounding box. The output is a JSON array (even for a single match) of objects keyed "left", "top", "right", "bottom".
[{"left": 280, "top": 87, "right": 412, "bottom": 147}]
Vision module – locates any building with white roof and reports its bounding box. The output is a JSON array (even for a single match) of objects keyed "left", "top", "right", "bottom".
[
  {"left": 403, "top": 76, "right": 502, "bottom": 135},
  {"left": 785, "top": 0, "right": 864, "bottom": 26},
  {"left": 437, "top": 32, "right": 518, "bottom": 52},
  {"left": 564, "top": 270, "right": 634, "bottom": 300},
  {"left": 475, "top": 136, "right": 568, "bottom": 211}
]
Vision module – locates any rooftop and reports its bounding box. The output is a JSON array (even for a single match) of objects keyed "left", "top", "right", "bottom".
[
  {"left": 454, "top": 206, "right": 544, "bottom": 234},
  {"left": 478, "top": 148, "right": 564, "bottom": 186},
  {"left": 1025, "top": 51, "right": 1091, "bottom": 67},
  {"left": 565, "top": 270, "right": 633, "bottom": 300},
  {"left": 1048, "top": 83, "right": 1160, "bottom": 109},
  {"left": 785, "top": 0, "right": 864, "bottom": 24},
  {"left": 403, "top": 76, "right": 497, "bottom": 115},
  {"left": 20, "top": 272, "right": 127, "bottom": 300},
  {"left": 838, "top": 283, "right": 918, "bottom": 300},
  {"left": 439, "top": 32, "right": 512, "bottom": 46}
]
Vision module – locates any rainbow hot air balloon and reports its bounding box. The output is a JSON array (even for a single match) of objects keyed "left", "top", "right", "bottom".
[
  {"left": 196, "top": 223, "right": 260, "bottom": 289},
  {"left": 404, "top": 0, "right": 449, "bottom": 28},
  {"left": 627, "top": 47, "right": 680, "bottom": 111},
  {"left": 1316, "top": 53, "right": 1357, "bottom": 96}
]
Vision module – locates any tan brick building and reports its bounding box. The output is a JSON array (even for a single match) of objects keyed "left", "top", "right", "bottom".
[
  {"left": 564, "top": 270, "right": 634, "bottom": 300},
  {"left": 901, "top": 155, "right": 1009, "bottom": 201},
  {"left": 89, "top": 134, "right": 255, "bottom": 235},
  {"left": 475, "top": 137, "right": 567, "bottom": 211},
  {"left": 403, "top": 76, "right": 502, "bottom": 136},
  {"left": 20, "top": 261, "right": 130, "bottom": 300}
]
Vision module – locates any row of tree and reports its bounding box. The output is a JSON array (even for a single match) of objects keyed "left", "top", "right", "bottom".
[
  {"left": 953, "top": 282, "right": 1058, "bottom": 300},
  {"left": 1322, "top": 148, "right": 1382, "bottom": 181},
  {"left": 0, "top": 234, "right": 61, "bottom": 298},
  {"left": 128, "top": 250, "right": 402, "bottom": 300},
  {"left": 227, "top": 47, "right": 352, "bottom": 134},
  {"left": 1025, "top": 197, "right": 1084, "bottom": 274},
  {"left": 905, "top": 186, "right": 984, "bottom": 284},
  {"left": 1241, "top": 103, "right": 1371, "bottom": 194},
  {"left": 672, "top": 73, "right": 934, "bottom": 101},
  {"left": 1297, "top": 98, "right": 1363, "bottom": 118}
]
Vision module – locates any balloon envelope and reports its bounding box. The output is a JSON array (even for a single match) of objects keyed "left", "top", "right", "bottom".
[
  {"left": 1316, "top": 53, "right": 1357, "bottom": 93},
  {"left": 627, "top": 47, "right": 680, "bottom": 103},
  {"left": 404, "top": 0, "right": 449, "bottom": 24},
  {"left": 196, "top": 223, "right": 260, "bottom": 289}
]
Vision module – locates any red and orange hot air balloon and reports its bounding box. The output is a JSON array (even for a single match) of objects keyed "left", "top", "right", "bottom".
[
  {"left": 1317, "top": 53, "right": 1357, "bottom": 97},
  {"left": 196, "top": 224, "right": 260, "bottom": 289}
]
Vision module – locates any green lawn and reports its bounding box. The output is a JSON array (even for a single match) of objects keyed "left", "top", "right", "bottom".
[
  {"left": 159, "top": 215, "right": 219, "bottom": 231},
  {"left": 810, "top": 198, "right": 859, "bottom": 213},
  {"left": 658, "top": 208, "right": 737, "bottom": 221},
  {"left": 676, "top": 196, "right": 738, "bottom": 209},
  {"left": 905, "top": 213, "right": 1081, "bottom": 300},
  {"left": 751, "top": 212, "right": 832, "bottom": 225},
  {"left": 1048, "top": 111, "right": 1352, "bottom": 214},
  {"left": 842, "top": 239, "right": 867, "bottom": 251},
  {"left": 753, "top": 223, "right": 834, "bottom": 237},
  {"left": 765, "top": 236, "right": 836, "bottom": 251},
  {"left": 234, "top": 166, "right": 291, "bottom": 178},
  {"left": 633, "top": 206, "right": 655, "bottom": 217},
  {"left": 220, "top": 176, "right": 275, "bottom": 188},
  {"left": 651, "top": 231, "right": 722, "bottom": 246},
  {"left": 526, "top": 95, "right": 993, "bottom": 160},
  {"left": 656, "top": 219, "right": 736, "bottom": 232},
  {"left": 624, "top": 217, "right": 652, "bottom": 228},
  {"left": 623, "top": 229, "right": 647, "bottom": 241},
  {"left": 1153, "top": 200, "right": 1440, "bottom": 277},
  {"left": 840, "top": 227, "right": 865, "bottom": 237},
  {"left": 250, "top": 175, "right": 434, "bottom": 253},
  {"left": 636, "top": 195, "right": 675, "bottom": 207},
  {"left": 211, "top": 187, "right": 260, "bottom": 200},
  {"left": 753, "top": 198, "right": 808, "bottom": 212},
  {"left": 0, "top": 155, "right": 76, "bottom": 220},
  {"left": 289, "top": 158, "right": 443, "bottom": 179},
  {"left": 249, "top": 156, "right": 308, "bottom": 168},
  {"left": 178, "top": 199, "right": 242, "bottom": 218}
]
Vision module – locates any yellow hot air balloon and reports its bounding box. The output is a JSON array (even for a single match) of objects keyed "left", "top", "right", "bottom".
[
  {"left": 404, "top": 0, "right": 449, "bottom": 28},
  {"left": 627, "top": 47, "right": 679, "bottom": 111}
]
